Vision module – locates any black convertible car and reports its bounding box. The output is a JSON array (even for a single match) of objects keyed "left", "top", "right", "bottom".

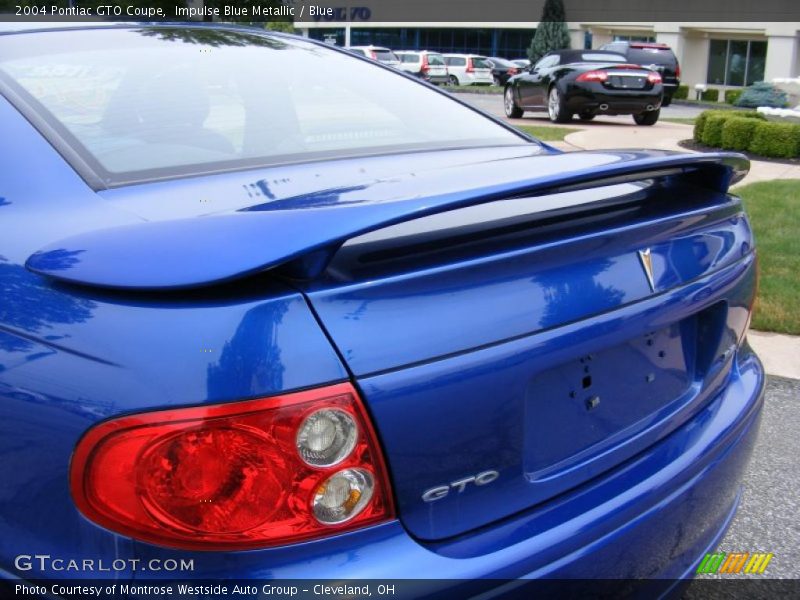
[{"left": 504, "top": 49, "right": 664, "bottom": 125}]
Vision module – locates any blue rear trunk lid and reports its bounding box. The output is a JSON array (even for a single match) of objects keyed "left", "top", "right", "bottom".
[
  {"left": 292, "top": 151, "right": 756, "bottom": 540},
  {"left": 25, "top": 147, "right": 756, "bottom": 540}
]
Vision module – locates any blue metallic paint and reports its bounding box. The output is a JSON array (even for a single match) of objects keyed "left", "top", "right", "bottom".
[
  {"left": 305, "top": 207, "right": 752, "bottom": 375},
  {"left": 104, "top": 351, "right": 764, "bottom": 585},
  {"left": 26, "top": 150, "right": 747, "bottom": 290},
  {"left": 0, "top": 24, "right": 765, "bottom": 593},
  {"left": 0, "top": 91, "right": 346, "bottom": 576}
]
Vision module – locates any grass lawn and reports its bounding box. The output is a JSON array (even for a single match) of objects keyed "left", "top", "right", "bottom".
[
  {"left": 661, "top": 117, "right": 697, "bottom": 125},
  {"left": 736, "top": 180, "right": 800, "bottom": 334},
  {"left": 514, "top": 124, "right": 580, "bottom": 142}
]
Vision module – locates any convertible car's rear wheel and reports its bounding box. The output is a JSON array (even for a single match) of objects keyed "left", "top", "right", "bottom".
[
  {"left": 504, "top": 87, "right": 523, "bottom": 118},
  {"left": 633, "top": 109, "right": 660, "bottom": 126},
  {"left": 548, "top": 87, "right": 572, "bottom": 123}
]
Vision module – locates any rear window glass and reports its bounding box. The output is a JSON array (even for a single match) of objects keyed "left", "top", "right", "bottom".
[
  {"left": 472, "top": 57, "right": 491, "bottom": 69},
  {"left": 399, "top": 54, "right": 418, "bottom": 63},
  {"left": 627, "top": 48, "right": 677, "bottom": 66},
  {"left": 0, "top": 28, "right": 526, "bottom": 187},
  {"left": 582, "top": 53, "right": 626, "bottom": 62},
  {"left": 428, "top": 54, "right": 445, "bottom": 66},
  {"left": 373, "top": 50, "right": 398, "bottom": 62}
]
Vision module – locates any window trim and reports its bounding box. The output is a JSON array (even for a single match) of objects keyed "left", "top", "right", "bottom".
[{"left": 0, "top": 69, "right": 107, "bottom": 189}]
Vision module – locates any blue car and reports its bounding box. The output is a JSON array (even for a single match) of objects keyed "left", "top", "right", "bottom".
[{"left": 0, "top": 23, "right": 764, "bottom": 596}]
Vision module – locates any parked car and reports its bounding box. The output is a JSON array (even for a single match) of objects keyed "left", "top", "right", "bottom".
[
  {"left": 485, "top": 56, "right": 521, "bottom": 85},
  {"left": 346, "top": 45, "right": 401, "bottom": 68},
  {"left": 395, "top": 50, "right": 449, "bottom": 85},
  {"left": 511, "top": 58, "right": 531, "bottom": 69},
  {"left": 599, "top": 41, "right": 680, "bottom": 106},
  {"left": 0, "top": 23, "right": 764, "bottom": 595},
  {"left": 443, "top": 53, "right": 495, "bottom": 86},
  {"left": 504, "top": 49, "right": 664, "bottom": 124}
]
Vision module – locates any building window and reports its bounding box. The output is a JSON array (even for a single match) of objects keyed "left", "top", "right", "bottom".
[
  {"left": 307, "top": 28, "right": 345, "bottom": 46},
  {"left": 350, "top": 28, "right": 405, "bottom": 48},
  {"left": 308, "top": 28, "right": 536, "bottom": 58},
  {"left": 612, "top": 34, "right": 656, "bottom": 42},
  {"left": 707, "top": 39, "right": 768, "bottom": 86}
]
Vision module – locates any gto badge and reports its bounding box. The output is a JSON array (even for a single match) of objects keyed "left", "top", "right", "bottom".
[
  {"left": 638, "top": 248, "right": 656, "bottom": 292},
  {"left": 421, "top": 470, "right": 500, "bottom": 502}
]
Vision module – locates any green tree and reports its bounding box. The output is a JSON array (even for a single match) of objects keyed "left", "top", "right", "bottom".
[
  {"left": 265, "top": 21, "right": 296, "bottom": 34},
  {"left": 527, "top": 0, "right": 571, "bottom": 63}
]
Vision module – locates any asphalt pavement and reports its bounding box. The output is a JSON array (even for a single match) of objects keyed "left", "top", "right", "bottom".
[{"left": 698, "top": 376, "right": 800, "bottom": 579}]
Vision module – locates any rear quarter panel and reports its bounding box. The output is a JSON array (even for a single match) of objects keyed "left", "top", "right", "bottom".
[{"left": 0, "top": 95, "right": 347, "bottom": 576}]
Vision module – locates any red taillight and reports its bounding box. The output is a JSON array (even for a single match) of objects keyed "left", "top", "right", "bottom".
[
  {"left": 466, "top": 58, "right": 474, "bottom": 73},
  {"left": 576, "top": 70, "right": 608, "bottom": 83},
  {"left": 421, "top": 54, "right": 430, "bottom": 73},
  {"left": 70, "top": 383, "right": 394, "bottom": 550},
  {"left": 647, "top": 71, "right": 663, "bottom": 84},
  {"left": 508, "top": 67, "right": 519, "bottom": 75}
]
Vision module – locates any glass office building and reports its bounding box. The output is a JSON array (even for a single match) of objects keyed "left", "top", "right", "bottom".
[
  {"left": 307, "top": 27, "right": 537, "bottom": 59},
  {"left": 298, "top": 21, "right": 798, "bottom": 98}
]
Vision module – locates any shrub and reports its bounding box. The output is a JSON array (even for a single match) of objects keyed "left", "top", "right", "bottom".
[
  {"left": 749, "top": 122, "right": 800, "bottom": 158},
  {"left": 694, "top": 110, "right": 720, "bottom": 141},
  {"left": 694, "top": 109, "right": 766, "bottom": 142},
  {"left": 701, "top": 89, "right": 720, "bottom": 102},
  {"left": 735, "top": 82, "right": 788, "bottom": 108},
  {"left": 701, "top": 114, "right": 728, "bottom": 147},
  {"left": 725, "top": 89, "right": 743, "bottom": 105},
  {"left": 721, "top": 118, "right": 760, "bottom": 151},
  {"left": 734, "top": 111, "right": 767, "bottom": 120},
  {"left": 674, "top": 85, "right": 689, "bottom": 100},
  {"left": 695, "top": 110, "right": 719, "bottom": 141}
]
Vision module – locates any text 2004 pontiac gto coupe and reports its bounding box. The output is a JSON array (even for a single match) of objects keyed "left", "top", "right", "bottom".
[{"left": 0, "top": 23, "right": 763, "bottom": 597}]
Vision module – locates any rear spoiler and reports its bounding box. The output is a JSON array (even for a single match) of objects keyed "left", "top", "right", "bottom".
[{"left": 26, "top": 150, "right": 748, "bottom": 291}]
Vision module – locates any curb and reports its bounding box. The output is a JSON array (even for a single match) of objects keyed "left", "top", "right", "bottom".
[{"left": 748, "top": 331, "right": 800, "bottom": 380}]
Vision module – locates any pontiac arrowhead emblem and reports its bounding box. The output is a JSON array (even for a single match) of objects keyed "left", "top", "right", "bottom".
[{"left": 638, "top": 248, "right": 656, "bottom": 292}]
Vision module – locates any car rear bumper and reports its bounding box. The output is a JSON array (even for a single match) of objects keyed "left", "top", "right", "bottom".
[
  {"left": 663, "top": 81, "right": 679, "bottom": 95},
  {"left": 462, "top": 73, "right": 495, "bottom": 85},
  {"left": 424, "top": 73, "right": 450, "bottom": 85},
  {"left": 566, "top": 84, "right": 663, "bottom": 115},
  {"left": 113, "top": 346, "right": 764, "bottom": 593}
]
